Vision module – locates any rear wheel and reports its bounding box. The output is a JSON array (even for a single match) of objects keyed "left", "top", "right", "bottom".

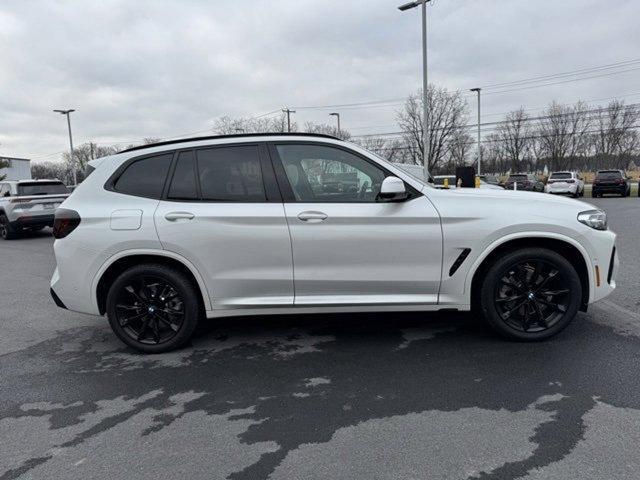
[
  {"left": 106, "top": 264, "right": 201, "bottom": 353},
  {"left": 0, "top": 214, "right": 18, "bottom": 240},
  {"left": 480, "top": 248, "right": 582, "bottom": 341}
]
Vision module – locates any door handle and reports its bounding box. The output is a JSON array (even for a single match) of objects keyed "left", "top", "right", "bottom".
[
  {"left": 164, "top": 212, "right": 195, "bottom": 221},
  {"left": 297, "top": 211, "right": 328, "bottom": 223}
]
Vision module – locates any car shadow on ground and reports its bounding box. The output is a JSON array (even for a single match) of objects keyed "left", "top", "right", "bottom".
[{"left": 2, "top": 310, "right": 640, "bottom": 480}]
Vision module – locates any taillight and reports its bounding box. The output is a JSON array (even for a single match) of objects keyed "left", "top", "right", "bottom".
[
  {"left": 566, "top": 179, "right": 575, "bottom": 184},
  {"left": 53, "top": 208, "right": 81, "bottom": 239}
]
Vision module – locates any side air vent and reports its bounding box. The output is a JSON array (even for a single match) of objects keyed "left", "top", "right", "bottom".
[{"left": 449, "top": 248, "right": 471, "bottom": 277}]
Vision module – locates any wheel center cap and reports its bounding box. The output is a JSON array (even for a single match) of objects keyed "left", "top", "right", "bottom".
[
  {"left": 148, "top": 306, "right": 156, "bottom": 313},
  {"left": 527, "top": 292, "right": 535, "bottom": 300}
]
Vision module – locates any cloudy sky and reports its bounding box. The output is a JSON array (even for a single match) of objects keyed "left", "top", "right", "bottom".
[{"left": 1, "top": 0, "right": 639, "bottom": 161}]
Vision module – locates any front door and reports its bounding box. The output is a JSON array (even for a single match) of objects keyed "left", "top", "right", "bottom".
[
  {"left": 270, "top": 142, "right": 442, "bottom": 306},
  {"left": 154, "top": 145, "right": 294, "bottom": 309}
]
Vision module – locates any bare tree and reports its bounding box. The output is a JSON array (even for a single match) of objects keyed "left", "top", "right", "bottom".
[
  {"left": 537, "top": 102, "right": 593, "bottom": 171},
  {"left": 303, "top": 122, "right": 351, "bottom": 141},
  {"left": 213, "top": 113, "right": 295, "bottom": 135},
  {"left": 592, "top": 100, "right": 640, "bottom": 169},
  {"left": 63, "top": 142, "right": 119, "bottom": 171},
  {"left": 352, "top": 137, "right": 406, "bottom": 163},
  {"left": 396, "top": 86, "right": 469, "bottom": 172},
  {"left": 494, "top": 107, "right": 534, "bottom": 172},
  {"left": 0, "top": 158, "right": 9, "bottom": 181}
]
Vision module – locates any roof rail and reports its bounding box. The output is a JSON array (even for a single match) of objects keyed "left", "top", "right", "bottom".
[{"left": 119, "top": 132, "right": 341, "bottom": 154}]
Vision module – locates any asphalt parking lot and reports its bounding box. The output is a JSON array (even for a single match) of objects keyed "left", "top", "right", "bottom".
[{"left": 1, "top": 196, "right": 640, "bottom": 480}]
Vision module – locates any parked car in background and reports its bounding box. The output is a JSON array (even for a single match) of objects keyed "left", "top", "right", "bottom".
[
  {"left": 50, "top": 133, "right": 617, "bottom": 353},
  {"left": 503, "top": 173, "right": 545, "bottom": 192},
  {"left": 0, "top": 179, "right": 69, "bottom": 239},
  {"left": 545, "top": 171, "right": 585, "bottom": 197},
  {"left": 432, "top": 175, "right": 503, "bottom": 190},
  {"left": 478, "top": 174, "right": 501, "bottom": 186},
  {"left": 592, "top": 170, "right": 631, "bottom": 197}
]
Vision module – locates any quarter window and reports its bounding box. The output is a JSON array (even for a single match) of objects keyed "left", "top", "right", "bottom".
[
  {"left": 168, "top": 151, "right": 198, "bottom": 200},
  {"left": 197, "top": 146, "right": 266, "bottom": 202},
  {"left": 275, "top": 144, "right": 386, "bottom": 202},
  {"left": 114, "top": 153, "right": 172, "bottom": 199}
]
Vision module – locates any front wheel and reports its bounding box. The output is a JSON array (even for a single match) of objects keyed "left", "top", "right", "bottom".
[
  {"left": 106, "top": 263, "right": 201, "bottom": 353},
  {"left": 480, "top": 248, "right": 582, "bottom": 341}
]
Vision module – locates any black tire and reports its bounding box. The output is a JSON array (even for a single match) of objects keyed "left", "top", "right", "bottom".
[
  {"left": 480, "top": 248, "right": 582, "bottom": 341},
  {"left": 0, "top": 214, "right": 18, "bottom": 240},
  {"left": 106, "top": 263, "right": 201, "bottom": 353},
  {"left": 591, "top": 190, "right": 598, "bottom": 198}
]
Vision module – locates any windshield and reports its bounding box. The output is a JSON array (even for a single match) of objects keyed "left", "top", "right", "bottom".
[
  {"left": 550, "top": 172, "right": 572, "bottom": 180},
  {"left": 508, "top": 174, "right": 527, "bottom": 181},
  {"left": 596, "top": 171, "right": 622, "bottom": 180},
  {"left": 17, "top": 182, "right": 68, "bottom": 196}
]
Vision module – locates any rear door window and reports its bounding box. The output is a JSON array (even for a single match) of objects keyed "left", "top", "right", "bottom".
[
  {"left": 113, "top": 153, "right": 173, "bottom": 199},
  {"left": 168, "top": 151, "right": 198, "bottom": 200},
  {"left": 196, "top": 146, "right": 266, "bottom": 202},
  {"left": 17, "top": 182, "right": 68, "bottom": 196}
]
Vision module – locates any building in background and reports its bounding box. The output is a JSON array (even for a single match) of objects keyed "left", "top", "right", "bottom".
[{"left": 0, "top": 157, "right": 32, "bottom": 180}]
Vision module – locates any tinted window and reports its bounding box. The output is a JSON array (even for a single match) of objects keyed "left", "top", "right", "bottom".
[
  {"left": 168, "top": 151, "right": 198, "bottom": 200},
  {"left": 17, "top": 182, "right": 68, "bottom": 196},
  {"left": 114, "top": 154, "right": 172, "bottom": 199},
  {"left": 550, "top": 172, "right": 572, "bottom": 180},
  {"left": 596, "top": 171, "right": 623, "bottom": 180},
  {"left": 197, "top": 146, "right": 265, "bottom": 202},
  {"left": 276, "top": 144, "right": 387, "bottom": 202}
]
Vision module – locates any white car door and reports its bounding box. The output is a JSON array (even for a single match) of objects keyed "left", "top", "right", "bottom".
[
  {"left": 270, "top": 142, "right": 442, "bottom": 306},
  {"left": 154, "top": 145, "right": 294, "bottom": 310}
]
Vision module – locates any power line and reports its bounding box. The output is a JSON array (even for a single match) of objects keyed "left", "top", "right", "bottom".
[{"left": 480, "top": 58, "right": 640, "bottom": 90}]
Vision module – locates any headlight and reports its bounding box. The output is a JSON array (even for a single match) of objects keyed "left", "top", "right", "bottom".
[{"left": 577, "top": 210, "right": 607, "bottom": 230}]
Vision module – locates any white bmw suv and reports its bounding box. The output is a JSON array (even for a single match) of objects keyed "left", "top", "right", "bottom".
[{"left": 50, "top": 133, "right": 618, "bottom": 353}]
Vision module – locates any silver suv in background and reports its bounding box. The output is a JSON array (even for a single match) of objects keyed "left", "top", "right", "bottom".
[
  {"left": 0, "top": 180, "right": 69, "bottom": 239},
  {"left": 545, "top": 171, "right": 585, "bottom": 197}
]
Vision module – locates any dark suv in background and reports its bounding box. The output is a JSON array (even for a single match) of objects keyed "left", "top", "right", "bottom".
[
  {"left": 592, "top": 170, "right": 631, "bottom": 197},
  {"left": 503, "top": 173, "right": 545, "bottom": 192}
]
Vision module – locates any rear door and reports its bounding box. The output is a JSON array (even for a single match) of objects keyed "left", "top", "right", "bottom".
[
  {"left": 269, "top": 142, "right": 442, "bottom": 306},
  {"left": 154, "top": 144, "right": 293, "bottom": 309}
]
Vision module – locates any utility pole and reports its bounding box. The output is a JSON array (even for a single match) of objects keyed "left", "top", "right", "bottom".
[
  {"left": 53, "top": 109, "right": 77, "bottom": 185},
  {"left": 282, "top": 108, "right": 296, "bottom": 133},
  {"left": 329, "top": 112, "right": 341, "bottom": 132},
  {"left": 470, "top": 88, "right": 482, "bottom": 175},
  {"left": 398, "top": 0, "right": 431, "bottom": 182}
]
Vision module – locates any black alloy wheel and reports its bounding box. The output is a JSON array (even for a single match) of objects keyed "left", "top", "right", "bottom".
[
  {"left": 106, "top": 264, "right": 200, "bottom": 353},
  {"left": 480, "top": 248, "right": 582, "bottom": 341}
]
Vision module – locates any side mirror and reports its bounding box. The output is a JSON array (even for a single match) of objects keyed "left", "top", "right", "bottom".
[{"left": 378, "top": 176, "right": 408, "bottom": 202}]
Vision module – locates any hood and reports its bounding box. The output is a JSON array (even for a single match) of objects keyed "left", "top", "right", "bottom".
[{"left": 425, "top": 185, "right": 598, "bottom": 212}]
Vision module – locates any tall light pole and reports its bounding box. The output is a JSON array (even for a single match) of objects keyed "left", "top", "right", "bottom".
[
  {"left": 398, "top": 0, "right": 431, "bottom": 182},
  {"left": 282, "top": 108, "right": 296, "bottom": 133},
  {"left": 53, "top": 109, "right": 77, "bottom": 185},
  {"left": 329, "top": 112, "right": 341, "bottom": 133},
  {"left": 470, "top": 88, "right": 482, "bottom": 175}
]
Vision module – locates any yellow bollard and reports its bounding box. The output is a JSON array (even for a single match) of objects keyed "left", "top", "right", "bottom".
[
  {"left": 475, "top": 176, "right": 481, "bottom": 188},
  {"left": 443, "top": 178, "right": 449, "bottom": 189}
]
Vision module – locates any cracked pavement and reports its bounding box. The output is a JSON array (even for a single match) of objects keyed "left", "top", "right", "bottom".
[{"left": 1, "top": 197, "right": 640, "bottom": 480}]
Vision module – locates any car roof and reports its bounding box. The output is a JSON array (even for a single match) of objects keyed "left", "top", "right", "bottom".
[{"left": 119, "top": 132, "right": 340, "bottom": 154}]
